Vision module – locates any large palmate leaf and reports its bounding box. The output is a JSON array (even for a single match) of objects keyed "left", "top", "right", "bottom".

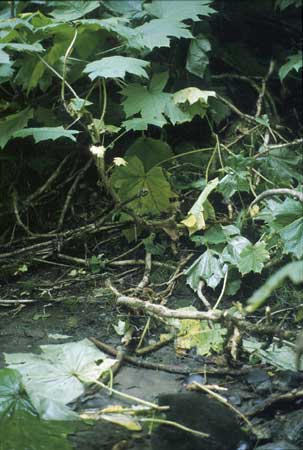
[
  {"left": 84, "top": 56, "right": 149, "bottom": 80},
  {"left": 0, "top": 61, "right": 14, "bottom": 81},
  {"left": 279, "top": 51, "right": 302, "bottom": 81},
  {"left": 0, "top": 107, "right": 33, "bottom": 149},
  {"left": 186, "top": 35, "right": 211, "bottom": 78},
  {"left": 0, "top": 42, "right": 44, "bottom": 53},
  {"left": 0, "top": 18, "right": 34, "bottom": 31},
  {"left": 222, "top": 236, "right": 251, "bottom": 266},
  {"left": 144, "top": 1, "right": 215, "bottom": 21},
  {"left": 280, "top": 217, "right": 303, "bottom": 259},
  {"left": 0, "top": 369, "right": 75, "bottom": 450},
  {"left": 122, "top": 72, "right": 170, "bottom": 126},
  {"left": 112, "top": 156, "right": 174, "bottom": 216},
  {"left": 238, "top": 241, "right": 270, "bottom": 275},
  {"left": 106, "top": 1, "right": 144, "bottom": 19},
  {"left": 258, "top": 148, "right": 303, "bottom": 183},
  {"left": 13, "top": 127, "right": 79, "bottom": 143},
  {"left": 185, "top": 249, "right": 227, "bottom": 290},
  {"left": 0, "top": 42, "right": 43, "bottom": 66},
  {"left": 122, "top": 73, "right": 211, "bottom": 129},
  {"left": 135, "top": 19, "right": 192, "bottom": 50},
  {"left": 50, "top": 1, "right": 100, "bottom": 20},
  {"left": 257, "top": 198, "right": 303, "bottom": 259},
  {"left": 243, "top": 338, "right": 299, "bottom": 371},
  {"left": 218, "top": 170, "right": 250, "bottom": 198},
  {"left": 5, "top": 339, "right": 116, "bottom": 420},
  {"left": 0, "top": 47, "right": 10, "bottom": 63},
  {"left": 125, "top": 137, "right": 173, "bottom": 171}
]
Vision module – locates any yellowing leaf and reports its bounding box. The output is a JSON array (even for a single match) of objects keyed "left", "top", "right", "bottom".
[
  {"left": 173, "top": 87, "right": 216, "bottom": 105},
  {"left": 100, "top": 413, "right": 142, "bottom": 431},
  {"left": 181, "top": 178, "right": 218, "bottom": 235},
  {"left": 181, "top": 213, "right": 205, "bottom": 235}
]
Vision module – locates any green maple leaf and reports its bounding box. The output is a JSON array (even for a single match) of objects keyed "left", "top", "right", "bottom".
[
  {"left": 112, "top": 156, "right": 173, "bottom": 216},
  {"left": 144, "top": 1, "right": 215, "bottom": 21},
  {"left": 135, "top": 19, "right": 192, "bottom": 50},
  {"left": 0, "top": 107, "right": 33, "bottom": 149},
  {"left": 238, "top": 242, "right": 269, "bottom": 275},
  {"left": 122, "top": 72, "right": 170, "bottom": 125},
  {"left": 84, "top": 56, "right": 149, "bottom": 80},
  {"left": 122, "top": 72, "right": 200, "bottom": 129},
  {"left": 279, "top": 52, "right": 302, "bottom": 81},
  {"left": 13, "top": 127, "right": 79, "bottom": 143},
  {"left": 50, "top": 1, "right": 100, "bottom": 20},
  {"left": 185, "top": 249, "right": 226, "bottom": 290},
  {"left": 280, "top": 217, "right": 303, "bottom": 259}
]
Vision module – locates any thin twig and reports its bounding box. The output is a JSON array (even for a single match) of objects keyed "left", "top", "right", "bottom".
[
  {"left": 213, "top": 268, "right": 228, "bottom": 311},
  {"left": 56, "top": 158, "right": 93, "bottom": 230},
  {"left": 255, "top": 60, "right": 275, "bottom": 118}
]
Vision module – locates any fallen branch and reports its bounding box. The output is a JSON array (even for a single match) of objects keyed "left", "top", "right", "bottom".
[{"left": 250, "top": 188, "right": 303, "bottom": 207}]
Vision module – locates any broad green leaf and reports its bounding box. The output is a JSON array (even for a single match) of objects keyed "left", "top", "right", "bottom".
[
  {"left": 125, "top": 137, "right": 173, "bottom": 170},
  {"left": 238, "top": 241, "right": 269, "bottom": 275},
  {"left": 186, "top": 35, "right": 211, "bottom": 78},
  {"left": 193, "top": 224, "right": 227, "bottom": 246},
  {"left": 259, "top": 148, "right": 303, "bottom": 182},
  {"left": 185, "top": 249, "right": 227, "bottom": 290},
  {"left": 15, "top": 41, "right": 69, "bottom": 94},
  {"left": 173, "top": 87, "right": 216, "bottom": 105},
  {"left": 144, "top": 1, "right": 215, "bottom": 21},
  {"left": 209, "top": 96, "right": 231, "bottom": 125},
  {"left": 0, "top": 61, "right": 13, "bottom": 80},
  {"left": 122, "top": 73, "right": 200, "bottom": 128},
  {"left": 257, "top": 198, "right": 303, "bottom": 259},
  {"left": 181, "top": 178, "right": 218, "bottom": 235},
  {"left": 106, "top": 1, "right": 144, "bottom": 19},
  {"left": 218, "top": 171, "right": 250, "bottom": 198},
  {"left": 0, "top": 46, "right": 9, "bottom": 62},
  {"left": 0, "top": 368, "right": 75, "bottom": 450},
  {"left": 243, "top": 338, "right": 298, "bottom": 371},
  {"left": 0, "top": 107, "right": 33, "bottom": 149},
  {"left": 280, "top": 217, "right": 303, "bottom": 259},
  {"left": 50, "top": 1, "right": 100, "bottom": 20},
  {"left": 0, "top": 411, "right": 75, "bottom": 450},
  {"left": 84, "top": 56, "right": 149, "bottom": 80},
  {"left": 255, "top": 114, "right": 270, "bottom": 127},
  {"left": 0, "top": 42, "right": 44, "bottom": 53},
  {"left": 13, "top": 127, "right": 79, "bottom": 143},
  {"left": 222, "top": 236, "right": 251, "bottom": 266},
  {"left": 135, "top": 19, "right": 192, "bottom": 50},
  {"left": 122, "top": 117, "right": 165, "bottom": 131},
  {"left": 0, "top": 18, "right": 33, "bottom": 32},
  {"left": 75, "top": 18, "right": 140, "bottom": 49},
  {"left": 112, "top": 156, "right": 174, "bottom": 216},
  {"left": 246, "top": 261, "right": 303, "bottom": 313},
  {"left": 5, "top": 339, "right": 116, "bottom": 420},
  {"left": 122, "top": 72, "right": 170, "bottom": 125},
  {"left": 279, "top": 52, "right": 302, "bottom": 81},
  {"left": 271, "top": 197, "right": 303, "bottom": 228},
  {"left": 0, "top": 368, "right": 35, "bottom": 414},
  {"left": 69, "top": 97, "right": 93, "bottom": 114}
]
